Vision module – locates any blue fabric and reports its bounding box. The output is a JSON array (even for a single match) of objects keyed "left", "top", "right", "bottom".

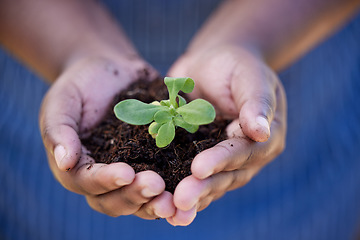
[{"left": 1, "top": 1, "right": 360, "bottom": 239}]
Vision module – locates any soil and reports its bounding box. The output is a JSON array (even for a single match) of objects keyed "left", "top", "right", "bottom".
[{"left": 82, "top": 78, "right": 228, "bottom": 193}]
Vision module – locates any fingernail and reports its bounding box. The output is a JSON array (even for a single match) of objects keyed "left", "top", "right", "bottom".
[
  {"left": 255, "top": 116, "right": 270, "bottom": 136},
  {"left": 189, "top": 205, "right": 197, "bottom": 220},
  {"left": 115, "top": 178, "right": 124, "bottom": 186},
  {"left": 172, "top": 206, "right": 197, "bottom": 226},
  {"left": 54, "top": 145, "right": 67, "bottom": 169},
  {"left": 154, "top": 209, "right": 165, "bottom": 219},
  {"left": 167, "top": 217, "right": 178, "bottom": 226},
  {"left": 141, "top": 188, "right": 158, "bottom": 198},
  {"left": 115, "top": 178, "right": 132, "bottom": 186}
]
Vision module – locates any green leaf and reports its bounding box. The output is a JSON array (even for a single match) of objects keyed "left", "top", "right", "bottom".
[
  {"left": 155, "top": 121, "right": 175, "bottom": 148},
  {"left": 148, "top": 122, "right": 161, "bottom": 138},
  {"left": 160, "top": 100, "right": 171, "bottom": 107},
  {"left": 114, "top": 99, "right": 163, "bottom": 125},
  {"left": 174, "top": 116, "right": 199, "bottom": 133},
  {"left": 113, "top": 77, "right": 215, "bottom": 148},
  {"left": 176, "top": 99, "right": 216, "bottom": 125},
  {"left": 164, "top": 77, "right": 194, "bottom": 107},
  {"left": 177, "top": 95, "right": 187, "bottom": 107},
  {"left": 154, "top": 110, "right": 173, "bottom": 124},
  {"left": 181, "top": 78, "right": 195, "bottom": 93}
]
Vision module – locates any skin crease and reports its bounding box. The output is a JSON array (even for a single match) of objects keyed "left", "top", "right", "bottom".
[{"left": 1, "top": 0, "right": 360, "bottom": 227}]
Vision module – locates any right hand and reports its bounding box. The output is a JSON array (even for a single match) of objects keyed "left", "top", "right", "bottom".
[{"left": 40, "top": 55, "right": 176, "bottom": 219}]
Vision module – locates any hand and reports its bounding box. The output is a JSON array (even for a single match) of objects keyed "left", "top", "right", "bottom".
[
  {"left": 40, "top": 55, "right": 176, "bottom": 219},
  {"left": 166, "top": 45, "right": 287, "bottom": 226}
]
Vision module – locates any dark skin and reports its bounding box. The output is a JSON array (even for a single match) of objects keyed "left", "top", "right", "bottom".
[{"left": 0, "top": 0, "right": 359, "bottom": 226}]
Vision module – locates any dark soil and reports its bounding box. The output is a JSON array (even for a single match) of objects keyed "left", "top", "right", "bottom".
[{"left": 82, "top": 78, "right": 228, "bottom": 193}]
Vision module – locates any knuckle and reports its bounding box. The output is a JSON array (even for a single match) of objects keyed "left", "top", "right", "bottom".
[
  {"left": 141, "top": 206, "right": 157, "bottom": 219},
  {"left": 122, "top": 195, "right": 143, "bottom": 209},
  {"left": 215, "top": 142, "right": 233, "bottom": 156},
  {"left": 92, "top": 175, "right": 116, "bottom": 194},
  {"left": 215, "top": 138, "right": 254, "bottom": 171},
  {"left": 197, "top": 197, "right": 213, "bottom": 212},
  {"left": 229, "top": 170, "right": 252, "bottom": 190},
  {"left": 243, "top": 148, "right": 255, "bottom": 168},
  {"left": 93, "top": 196, "right": 116, "bottom": 216},
  {"left": 86, "top": 195, "right": 133, "bottom": 217},
  {"left": 86, "top": 196, "right": 108, "bottom": 215}
]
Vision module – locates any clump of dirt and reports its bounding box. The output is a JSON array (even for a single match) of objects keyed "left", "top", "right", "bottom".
[{"left": 82, "top": 78, "right": 228, "bottom": 193}]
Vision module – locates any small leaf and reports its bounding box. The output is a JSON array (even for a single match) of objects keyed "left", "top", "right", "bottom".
[
  {"left": 176, "top": 99, "right": 216, "bottom": 125},
  {"left": 114, "top": 99, "right": 163, "bottom": 125},
  {"left": 181, "top": 78, "right": 195, "bottom": 93},
  {"left": 148, "top": 122, "right": 161, "bottom": 138},
  {"left": 156, "top": 121, "right": 175, "bottom": 148},
  {"left": 174, "top": 116, "right": 199, "bottom": 133},
  {"left": 160, "top": 100, "right": 171, "bottom": 107},
  {"left": 154, "top": 110, "right": 173, "bottom": 124},
  {"left": 164, "top": 77, "right": 194, "bottom": 107},
  {"left": 177, "top": 95, "right": 187, "bottom": 107}
]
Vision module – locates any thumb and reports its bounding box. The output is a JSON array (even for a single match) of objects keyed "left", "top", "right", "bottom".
[
  {"left": 239, "top": 97, "right": 273, "bottom": 142},
  {"left": 232, "top": 64, "right": 277, "bottom": 143},
  {"left": 40, "top": 81, "right": 82, "bottom": 171}
]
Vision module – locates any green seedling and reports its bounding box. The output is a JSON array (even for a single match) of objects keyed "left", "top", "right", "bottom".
[{"left": 114, "top": 77, "right": 216, "bottom": 148}]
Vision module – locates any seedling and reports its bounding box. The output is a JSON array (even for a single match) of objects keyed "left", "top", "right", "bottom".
[{"left": 114, "top": 77, "right": 216, "bottom": 147}]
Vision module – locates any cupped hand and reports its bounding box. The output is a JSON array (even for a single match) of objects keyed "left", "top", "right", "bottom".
[
  {"left": 166, "top": 46, "right": 287, "bottom": 226},
  {"left": 40, "top": 56, "right": 175, "bottom": 219}
]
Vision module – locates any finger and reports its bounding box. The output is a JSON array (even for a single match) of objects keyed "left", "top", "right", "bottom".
[
  {"left": 173, "top": 176, "right": 208, "bottom": 211},
  {"left": 135, "top": 191, "right": 176, "bottom": 219},
  {"left": 40, "top": 81, "right": 83, "bottom": 171},
  {"left": 239, "top": 99, "right": 273, "bottom": 142},
  {"left": 77, "top": 162, "right": 135, "bottom": 194},
  {"left": 173, "top": 170, "right": 250, "bottom": 212},
  {"left": 231, "top": 59, "right": 278, "bottom": 142},
  {"left": 174, "top": 175, "right": 210, "bottom": 211},
  {"left": 50, "top": 152, "right": 135, "bottom": 195},
  {"left": 72, "top": 162, "right": 135, "bottom": 195},
  {"left": 86, "top": 171, "right": 165, "bottom": 217},
  {"left": 191, "top": 135, "right": 254, "bottom": 179},
  {"left": 169, "top": 170, "right": 251, "bottom": 226},
  {"left": 192, "top": 111, "right": 285, "bottom": 181},
  {"left": 166, "top": 206, "right": 197, "bottom": 227}
]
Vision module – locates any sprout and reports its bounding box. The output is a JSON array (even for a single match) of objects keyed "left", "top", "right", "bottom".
[{"left": 114, "top": 77, "right": 216, "bottom": 148}]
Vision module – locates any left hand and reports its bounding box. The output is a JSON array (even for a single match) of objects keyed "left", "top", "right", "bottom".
[{"left": 166, "top": 45, "right": 287, "bottom": 226}]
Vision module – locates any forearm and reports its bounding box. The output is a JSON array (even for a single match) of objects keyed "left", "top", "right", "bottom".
[
  {"left": 0, "top": 0, "right": 138, "bottom": 81},
  {"left": 187, "top": 0, "right": 360, "bottom": 71}
]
